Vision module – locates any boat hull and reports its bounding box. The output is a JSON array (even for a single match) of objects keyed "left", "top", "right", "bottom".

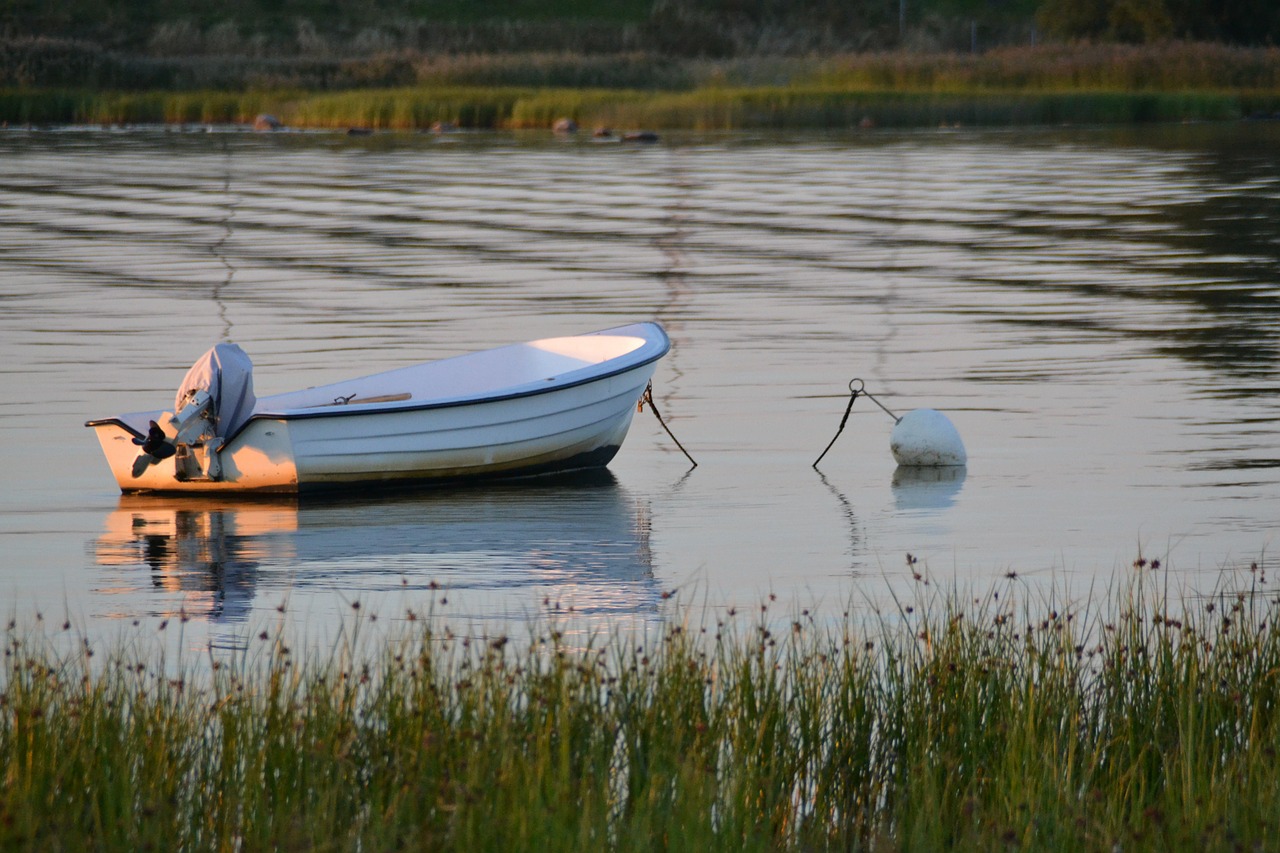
[
  {"left": 288, "top": 365, "right": 654, "bottom": 490},
  {"left": 90, "top": 363, "right": 657, "bottom": 494},
  {"left": 88, "top": 322, "right": 669, "bottom": 495}
]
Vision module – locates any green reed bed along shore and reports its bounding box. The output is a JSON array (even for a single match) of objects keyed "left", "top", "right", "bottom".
[
  {"left": 4, "top": 571, "right": 1280, "bottom": 851},
  {"left": 6, "top": 42, "right": 1280, "bottom": 129},
  {"left": 3, "top": 85, "right": 1275, "bottom": 130},
  {"left": 5, "top": 40, "right": 1280, "bottom": 94}
]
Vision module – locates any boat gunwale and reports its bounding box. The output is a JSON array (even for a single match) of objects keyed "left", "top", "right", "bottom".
[{"left": 86, "top": 325, "right": 670, "bottom": 447}]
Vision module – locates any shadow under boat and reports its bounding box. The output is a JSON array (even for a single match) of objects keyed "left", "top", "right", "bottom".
[{"left": 94, "top": 470, "right": 657, "bottom": 624}]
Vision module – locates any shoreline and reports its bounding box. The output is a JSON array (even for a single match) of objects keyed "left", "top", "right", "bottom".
[{"left": 4, "top": 85, "right": 1279, "bottom": 131}]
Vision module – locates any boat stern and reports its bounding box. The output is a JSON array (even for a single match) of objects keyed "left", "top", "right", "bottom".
[{"left": 86, "top": 416, "right": 300, "bottom": 494}]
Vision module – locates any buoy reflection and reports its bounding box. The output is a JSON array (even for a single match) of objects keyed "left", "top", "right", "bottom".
[{"left": 892, "top": 465, "right": 968, "bottom": 513}]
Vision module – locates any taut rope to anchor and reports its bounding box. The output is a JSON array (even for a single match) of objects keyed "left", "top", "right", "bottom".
[
  {"left": 812, "top": 378, "right": 900, "bottom": 468},
  {"left": 641, "top": 382, "right": 697, "bottom": 468}
]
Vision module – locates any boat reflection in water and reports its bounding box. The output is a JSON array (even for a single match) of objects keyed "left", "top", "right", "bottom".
[
  {"left": 93, "top": 471, "right": 658, "bottom": 635},
  {"left": 95, "top": 497, "right": 288, "bottom": 624}
]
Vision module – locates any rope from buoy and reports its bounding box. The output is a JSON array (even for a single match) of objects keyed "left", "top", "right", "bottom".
[
  {"left": 640, "top": 382, "right": 697, "bottom": 468},
  {"left": 812, "top": 379, "right": 900, "bottom": 468}
]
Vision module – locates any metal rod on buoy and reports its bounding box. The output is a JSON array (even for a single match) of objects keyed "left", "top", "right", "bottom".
[
  {"left": 812, "top": 384, "right": 859, "bottom": 468},
  {"left": 813, "top": 378, "right": 966, "bottom": 468},
  {"left": 853, "top": 379, "right": 902, "bottom": 424},
  {"left": 813, "top": 378, "right": 903, "bottom": 468}
]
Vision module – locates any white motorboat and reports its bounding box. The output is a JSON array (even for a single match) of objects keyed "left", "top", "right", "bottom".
[{"left": 86, "top": 322, "right": 670, "bottom": 494}]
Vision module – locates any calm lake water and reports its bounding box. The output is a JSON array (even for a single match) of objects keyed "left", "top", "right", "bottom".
[{"left": 1, "top": 123, "right": 1277, "bottom": 652}]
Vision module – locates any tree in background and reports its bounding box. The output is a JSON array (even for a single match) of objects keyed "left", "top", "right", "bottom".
[
  {"left": 1177, "top": 0, "right": 1280, "bottom": 43},
  {"left": 1039, "top": 0, "right": 1280, "bottom": 44},
  {"left": 910, "top": 0, "right": 1042, "bottom": 50},
  {"left": 3, "top": 0, "right": 1280, "bottom": 54}
]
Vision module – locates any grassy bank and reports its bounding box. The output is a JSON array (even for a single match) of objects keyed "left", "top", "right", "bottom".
[
  {"left": 3, "top": 84, "right": 1276, "bottom": 130},
  {"left": 4, "top": 573, "right": 1280, "bottom": 850},
  {"left": 3, "top": 43, "right": 1280, "bottom": 129}
]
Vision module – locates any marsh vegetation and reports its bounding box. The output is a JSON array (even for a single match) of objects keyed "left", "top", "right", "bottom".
[
  {"left": 4, "top": 568, "right": 1279, "bottom": 850},
  {"left": 4, "top": 42, "right": 1280, "bottom": 129},
  {"left": 4, "top": 0, "right": 1278, "bottom": 128}
]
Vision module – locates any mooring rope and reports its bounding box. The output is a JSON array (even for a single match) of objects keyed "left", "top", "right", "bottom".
[
  {"left": 641, "top": 382, "right": 697, "bottom": 468},
  {"left": 812, "top": 378, "right": 900, "bottom": 469}
]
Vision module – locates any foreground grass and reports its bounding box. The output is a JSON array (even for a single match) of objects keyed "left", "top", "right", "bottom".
[{"left": 3, "top": 572, "right": 1280, "bottom": 851}]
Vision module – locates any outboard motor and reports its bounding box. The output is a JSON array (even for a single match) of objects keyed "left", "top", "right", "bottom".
[{"left": 167, "top": 343, "right": 256, "bottom": 480}]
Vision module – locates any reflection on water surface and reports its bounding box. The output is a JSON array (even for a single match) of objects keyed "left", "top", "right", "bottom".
[
  {"left": 1, "top": 124, "right": 1278, "bottom": 649},
  {"left": 91, "top": 472, "right": 656, "bottom": 644},
  {"left": 892, "top": 466, "right": 967, "bottom": 513}
]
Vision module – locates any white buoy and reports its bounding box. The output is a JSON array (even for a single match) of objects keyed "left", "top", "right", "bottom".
[{"left": 890, "top": 408, "right": 967, "bottom": 467}]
